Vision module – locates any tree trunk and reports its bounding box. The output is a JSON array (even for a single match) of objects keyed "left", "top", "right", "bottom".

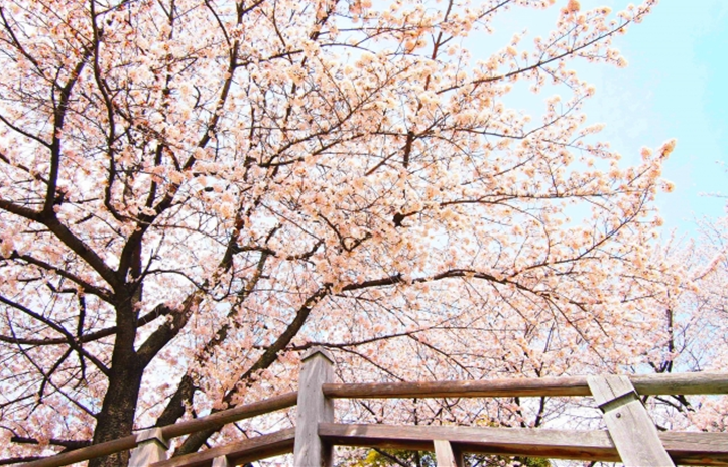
[
  {"left": 89, "top": 301, "right": 145, "bottom": 467},
  {"left": 89, "top": 363, "right": 144, "bottom": 467}
]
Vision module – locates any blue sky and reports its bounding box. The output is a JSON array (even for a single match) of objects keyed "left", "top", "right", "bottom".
[
  {"left": 473, "top": 0, "right": 728, "bottom": 235},
  {"left": 589, "top": 0, "right": 728, "bottom": 233}
]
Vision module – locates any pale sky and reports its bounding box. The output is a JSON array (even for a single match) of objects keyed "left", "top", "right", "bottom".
[
  {"left": 589, "top": 0, "right": 728, "bottom": 233},
  {"left": 472, "top": 0, "right": 728, "bottom": 235}
]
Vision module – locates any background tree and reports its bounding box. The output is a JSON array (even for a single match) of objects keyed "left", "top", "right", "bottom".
[
  {"left": 628, "top": 216, "right": 728, "bottom": 433},
  {"left": 0, "top": 0, "right": 693, "bottom": 464},
  {"left": 339, "top": 446, "right": 552, "bottom": 466}
]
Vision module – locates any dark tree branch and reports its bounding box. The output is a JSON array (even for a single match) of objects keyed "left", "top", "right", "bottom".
[
  {"left": 175, "top": 286, "right": 329, "bottom": 455},
  {"left": 0, "top": 305, "right": 170, "bottom": 346},
  {"left": 10, "top": 435, "right": 91, "bottom": 450},
  {"left": 9, "top": 251, "right": 113, "bottom": 301}
]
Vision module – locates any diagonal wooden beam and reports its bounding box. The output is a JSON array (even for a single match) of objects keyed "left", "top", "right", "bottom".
[{"left": 588, "top": 375, "right": 675, "bottom": 467}]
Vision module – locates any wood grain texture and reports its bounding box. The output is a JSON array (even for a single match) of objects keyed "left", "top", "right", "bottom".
[
  {"left": 434, "top": 439, "right": 461, "bottom": 467},
  {"left": 18, "top": 393, "right": 297, "bottom": 467},
  {"left": 129, "top": 428, "right": 169, "bottom": 467},
  {"left": 588, "top": 375, "right": 675, "bottom": 467},
  {"left": 323, "top": 376, "right": 591, "bottom": 399},
  {"left": 149, "top": 428, "right": 295, "bottom": 467},
  {"left": 18, "top": 372, "right": 728, "bottom": 467},
  {"left": 319, "top": 423, "right": 728, "bottom": 466},
  {"left": 161, "top": 392, "right": 298, "bottom": 439},
  {"left": 323, "top": 372, "right": 728, "bottom": 399},
  {"left": 293, "top": 347, "right": 335, "bottom": 467},
  {"left": 588, "top": 374, "right": 636, "bottom": 406},
  {"left": 19, "top": 436, "right": 139, "bottom": 467}
]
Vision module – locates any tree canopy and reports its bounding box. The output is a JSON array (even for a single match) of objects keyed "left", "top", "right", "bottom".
[{"left": 1, "top": 0, "right": 722, "bottom": 465}]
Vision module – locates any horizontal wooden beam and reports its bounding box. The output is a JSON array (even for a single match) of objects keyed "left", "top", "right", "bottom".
[
  {"left": 150, "top": 428, "right": 295, "bottom": 467},
  {"left": 323, "top": 372, "right": 728, "bottom": 399},
  {"left": 18, "top": 436, "right": 139, "bottom": 467},
  {"left": 18, "top": 392, "right": 297, "bottom": 467},
  {"left": 18, "top": 371, "right": 728, "bottom": 467},
  {"left": 324, "top": 376, "right": 589, "bottom": 399},
  {"left": 161, "top": 392, "right": 297, "bottom": 439},
  {"left": 319, "top": 424, "right": 728, "bottom": 466}
]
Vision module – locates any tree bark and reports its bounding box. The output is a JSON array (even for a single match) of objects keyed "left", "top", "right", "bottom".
[{"left": 89, "top": 299, "right": 144, "bottom": 467}]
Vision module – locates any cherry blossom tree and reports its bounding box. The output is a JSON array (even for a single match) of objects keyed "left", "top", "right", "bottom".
[
  {"left": 683, "top": 217, "right": 728, "bottom": 433},
  {"left": 0, "top": 0, "right": 685, "bottom": 464},
  {"left": 629, "top": 218, "right": 728, "bottom": 433}
]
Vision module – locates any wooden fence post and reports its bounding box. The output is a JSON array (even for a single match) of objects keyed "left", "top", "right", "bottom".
[
  {"left": 129, "top": 428, "right": 168, "bottom": 467},
  {"left": 211, "top": 456, "right": 231, "bottom": 467},
  {"left": 293, "top": 347, "right": 335, "bottom": 467},
  {"left": 588, "top": 375, "right": 675, "bottom": 467},
  {"left": 434, "top": 439, "right": 463, "bottom": 467}
]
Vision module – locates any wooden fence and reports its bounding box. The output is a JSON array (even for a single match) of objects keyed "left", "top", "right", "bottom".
[{"left": 19, "top": 347, "right": 728, "bottom": 467}]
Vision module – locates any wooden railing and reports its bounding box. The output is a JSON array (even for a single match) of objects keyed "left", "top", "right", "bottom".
[{"left": 18, "top": 347, "right": 728, "bottom": 467}]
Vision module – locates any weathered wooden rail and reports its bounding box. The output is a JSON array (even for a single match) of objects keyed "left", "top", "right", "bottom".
[{"left": 18, "top": 348, "right": 728, "bottom": 467}]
